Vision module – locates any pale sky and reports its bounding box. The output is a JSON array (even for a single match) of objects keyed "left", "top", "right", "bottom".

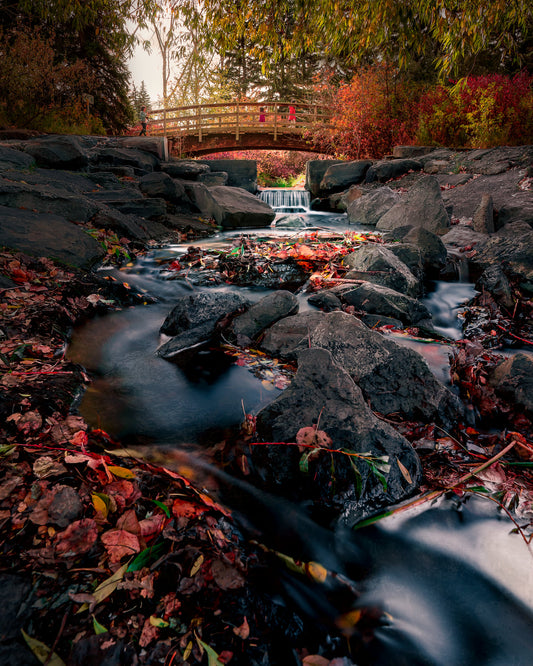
[{"left": 127, "top": 31, "right": 162, "bottom": 105}]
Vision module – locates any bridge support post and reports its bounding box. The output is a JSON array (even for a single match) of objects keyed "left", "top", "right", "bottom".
[
  {"left": 197, "top": 105, "right": 202, "bottom": 143},
  {"left": 236, "top": 103, "right": 240, "bottom": 141},
  {"left": 274, "top": 103, "right": 278, "bottom": 141}
]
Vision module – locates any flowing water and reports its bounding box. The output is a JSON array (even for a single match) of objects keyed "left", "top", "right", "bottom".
[{"left": 68, "top": 198, "right": 533, "bottom": 664}]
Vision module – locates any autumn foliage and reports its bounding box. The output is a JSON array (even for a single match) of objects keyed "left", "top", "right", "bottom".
[{"left": 312, "top": 66, "right": 533, "bottom": 160}]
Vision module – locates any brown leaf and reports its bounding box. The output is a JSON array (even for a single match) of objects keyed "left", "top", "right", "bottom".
[
  {"left": 233, "top": 616, "right": 250, "bottom": 640},
  {"left": 116, "top": 508, "right": 141, "bottom": 535},
  {"left": 397, "top": 459, "right": 413, "bottom": 484},
  {"left": 33, "top": 457, "right": 67, "bottom": 479},
  {"left": 55, "top": 518, "right": 98, "bottom": 558},
  {"left": 139, "top": 617, "right": 159, "bottom": 648},
  {"left": 211, "top": 558, "right": 245, "bottom": 590},
  {"left": 101, "top": 529, "right": 141, "bottom": 563}
]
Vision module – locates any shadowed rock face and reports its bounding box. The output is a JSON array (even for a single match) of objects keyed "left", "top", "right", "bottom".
[
  {"left": 376, "top": 176, "right": 451, "bottom": 235},
  {"left": 0, "top": 205, "right": 105, "bottom": 269},
  {"left": 260, "top": 311, "right": 463, "bottom": 428},
  {"left": 253, "top": 347, "right": 422, "bottom": 523}
]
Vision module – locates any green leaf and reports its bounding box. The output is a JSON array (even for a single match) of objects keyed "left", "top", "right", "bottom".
[
  {"left": 127, "top": 542, "right": 167, "bottom": 572},
  {"left": 348, "top": 457, "right": 362, "bottom": 499},
  {"left": 21, "top": 629, "right": 66, "bottom": 666},
  {"left": 92, "top": 616, "right": 108, "bottom": 635},
  {"left": 370, "top": 464, "right": 388, "bottom": 492},
  {"left": 195, "top": 636, "right": 224, "bottom": 666},
  {"left": 150, "top": 499, "right": 171, "bottom": 518},
  {"left": 299, "top": 447, "right": 320, "bottom": 473}
]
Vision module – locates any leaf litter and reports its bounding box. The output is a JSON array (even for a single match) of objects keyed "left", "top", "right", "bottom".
[{"left": 1, "top": 234, "right": 533, "bottom": 665}]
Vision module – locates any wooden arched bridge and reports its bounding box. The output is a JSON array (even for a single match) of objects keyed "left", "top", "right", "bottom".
[{"left": 147, "top": 101, "right": 333, "bottom": 156}]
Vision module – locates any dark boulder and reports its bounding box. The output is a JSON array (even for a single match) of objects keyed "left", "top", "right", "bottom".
[
  {"left": 0, "top": 205, "right": 105, "bottom": 269},
  {"left": 260, "top": 311, "right": 461, "bottom": 427},
  {"left": 343, "top": 244, "right": 421, "bottom": 297},
  {"left": 489, "top": 353, "right": 533, "bottom": 416},
  {"left": 376, "top": 176, "right": 451, "bottom": 235},
  {"left": 319, "top": 160, "right": 373, "bottom": 193},
  {"left": 229, "top": 290, "right": 299, "bottom": 345},
  {"left": 22, "top": 135, "right": 88, "bottom": 169},
  {"left": 158, "top": 292, "right": 251, "bottom": 359},
  {"left": 254, "top": 347, "right": 422, "bottom": 523},
  {"left": 365, "top": 158, "right": 422, "bottom": 183},
  {"left": 346, "top": 186, "right": 399, "bottom": 226}
]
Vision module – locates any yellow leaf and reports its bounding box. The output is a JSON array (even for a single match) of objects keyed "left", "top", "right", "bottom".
[
  {"left": 149, "top": 615, "right": 169, "bottom": 628},
  {"left": 76, "top": 563, "right": 128, "bottom": 613},
  {"left": 335, "top": 608, "right": 362, "bottom": 634},
  {"left": 107, "top": 465, "right": 136, "bottom": 479},
  {"left": 305, "top": 561, "right": 328, "bottom": 584},
  {"left": 21, "top": 630, "right": 66, "bottom": 666},
  {"left": 190, "top": 553, "right": 204, "bottom": 576},
  {"left": 183, "top": 641, "right": 193, "bottom": 661},
  {"left": 91, "top": 493, "right": 108, "bottom": 518}
]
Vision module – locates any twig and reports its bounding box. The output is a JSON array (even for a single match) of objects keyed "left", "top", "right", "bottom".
[{"left": 43, "top": 608, "right": 69, "bottom": 666}]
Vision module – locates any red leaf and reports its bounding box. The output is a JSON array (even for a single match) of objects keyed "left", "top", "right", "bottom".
[{"left": 55, "top": 518, "right": 98, "bottom": 558}]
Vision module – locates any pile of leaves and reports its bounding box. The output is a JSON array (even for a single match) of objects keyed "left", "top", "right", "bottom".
[{"left": 162, "top": 231, "right": 381, "bottom": 290}]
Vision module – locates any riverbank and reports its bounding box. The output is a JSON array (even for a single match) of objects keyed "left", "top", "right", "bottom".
[{"left": 1, "top": 137, "right": 532, "bottom": 665}]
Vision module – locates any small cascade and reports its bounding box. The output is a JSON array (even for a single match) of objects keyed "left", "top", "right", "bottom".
[{"left": 259, "top": 188, "right": 311, "bottom": 212}]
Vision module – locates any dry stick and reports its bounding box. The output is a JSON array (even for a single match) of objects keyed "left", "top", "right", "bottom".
[{"left": 43, "top": 608, "right": 69, "bottom": 666}]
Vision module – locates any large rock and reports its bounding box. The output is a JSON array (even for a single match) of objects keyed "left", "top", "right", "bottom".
[
  {"left": 305, "top": 159, "right": 343, "bottom": 197},
  {"left": 376, "top": 176, "right": 451, "bottom": 235},
  {"left": 116, "top": 136, "right": 168, "bottom": 160},
  {"left": 196, "top": 159, "right": 257, "bottom": 192},
  {"left": 489, "top": 353, "right": 533, "bottom": 416},
  {"left": 365, "top": 158, "right": 422, "bottom": 183},
  {"left": 319, "top": 160, "right": 372, "bottom": 193},
  {"left": 86, "top": 188, "right": 167, "bottom": 219},
  {"left": 341, "top": 282, "right": 432, "bottom": 326},
  {"left": 442, "top": 168, "right": 527, "bottom": 221},
  {"left": 158, "top": 292, "right": 251, "bottom": 359},
  {"left": 384, "top": 225, "right": 448, "bottom": 275},
  {"left": 22, "top": 135, "right": 89, "bottom": 169},
  {"left": 88, "top": 146, "right": 160, "bottom": 173},
  {"left": 0, "top": 145, "right": 35, "bottom": 170},
  {"left": 469, "top": 227, "right": 533, "bottom": 293},
  {"left": 0, "top": 178, "right": 98, "bottom": 222},
  {"left": 346, "top": 186, "right": 399, "bottom": 226},
  {"left": 0, "top": 205, "right": 105, "bottom": 269},
  {"left": 260, "top": 311, "right": 461, "bottom": 427},
  {"left": 161, "top": 160, "right": 210, "bottom": 180},
  {"left": 229, "top": 290, "right": 299, "bottom": 345},
  {"left": 253, "top": 347, "right": 422, "bottom": 522},
  {"left": 139, "top": 172, "right": 187, "bottom": 203},
  {"left": 189, "top": 185, "right": 275, "bottom": 228},
  {"left": 3, "top": 167, "right": 98, "bottom": 195},
  {"left": 343, "top": 243, "right": 421, "bottom": 297}
]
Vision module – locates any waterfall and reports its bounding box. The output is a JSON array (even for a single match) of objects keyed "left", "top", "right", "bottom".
[{"left": 259, "top": 189, "right": 311, "bottom": 212}]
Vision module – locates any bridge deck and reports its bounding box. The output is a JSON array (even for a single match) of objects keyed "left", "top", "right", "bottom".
[{"left": 147, "top": 101, "right": 332, "bottom": 154}]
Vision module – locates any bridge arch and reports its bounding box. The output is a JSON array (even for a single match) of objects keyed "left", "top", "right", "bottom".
[{"left": 148, "top": 101, "right": 334, "bottom": 157}]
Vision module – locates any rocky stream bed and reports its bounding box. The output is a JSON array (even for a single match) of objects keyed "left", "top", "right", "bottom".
[{"left": 0, "top": 135, "right": 532, "bottom": 666}]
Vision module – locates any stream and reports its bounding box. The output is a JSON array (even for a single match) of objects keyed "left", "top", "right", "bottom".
[{"left": 68, "top": 206, "right": 533, "bottom": 665}]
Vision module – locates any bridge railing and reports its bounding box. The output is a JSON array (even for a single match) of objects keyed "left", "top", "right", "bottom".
[{"left": 147, "top": 101, "right": 331, "bottom": 142}]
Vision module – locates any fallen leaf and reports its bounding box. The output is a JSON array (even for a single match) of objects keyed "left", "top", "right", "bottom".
[
  {"left": 55, "top": 519, "right": 98, "bottom": 558},
  {"left": 139, "top": 617, "right": 159, "bottom": 647},
  {"left": 101, "top": 529, "right": 141, "bottom": 563},
  {"left": 107, "top": 465, "right": 136, "bottom": 479},
  {"left": 397, "top": 459, "right": 413, "bottom": 484},
  {"left": 211, "top": 558, "right": 245, "bottom": 590},
  {"left": 21, "top": 629, "right": 66, "bottom": 666},
  {"left": 303, "top": 656, "right": 330, "bottom": 666},
  {"left": 233, "top": 616, "right": 250, "bottom": 640},
  {"left": 33, "top": 457, "right": 67, "bottom": 479},
  {"left": 196, "top": 635, "right": 224, "bottom": 666},
  {"left": 77, "top": 563, "right": 129, "bottom": 613},
  {"left": 190, "top": 553, "right": 204, "bottom": 576}
]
